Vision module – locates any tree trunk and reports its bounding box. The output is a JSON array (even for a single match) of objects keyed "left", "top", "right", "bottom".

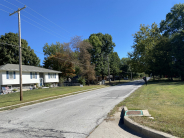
[{"left": 102, "top": 74, "right": 104, "bottom": 80}]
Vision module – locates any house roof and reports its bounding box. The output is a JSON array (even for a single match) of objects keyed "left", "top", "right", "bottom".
[{"left": 0, "top": 64, "right": 62, "bottom": 73}]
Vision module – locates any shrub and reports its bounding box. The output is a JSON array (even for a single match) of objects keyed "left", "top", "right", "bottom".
[
  {"left": 45, "top": 83, "right": 51, "bottom": 87},
  {"left": 93, "top": 80, "right": 99, "bottom": 85},
  {"left": 12, "top": 89, "right": 17, "bottom": 92},
  {"left": 36, "top": 83, "right": 39, "bottom": 88},
  {"left": 77, "top": 77, "right": 85, "bottom": 85},
  {"left": 59, "top": 77, "right": 65, "bottom": 83}
]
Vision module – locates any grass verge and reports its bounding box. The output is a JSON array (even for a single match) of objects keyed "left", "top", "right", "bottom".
[
  {"left": 0, "top": 85, "right": 106, "bottom": 111},
  {"left": 108, "top": 79, "right": 184, "bottom": 138}
]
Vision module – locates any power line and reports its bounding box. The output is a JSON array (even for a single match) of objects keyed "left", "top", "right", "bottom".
[
  {"left": 0, "top": 3, "right": 66, "bottom": 39},
  {"left": 21, "top": 19, "right": 66, "bottom": 40},
  {"left": 23, "top": 10, "right": 53, "bottom": 27},
  {"left": 0, "top": 8, "right": 10, "bottom": 13},
  {"left": 0, "top": 8, "right": 67, "bottom": 40},
  {"left": 21, "top": 14, "right": 67, "bottom": 39},
  {"left": 14, "top": 0, "right": 73, "bottom": 35},
  {"left": 0, "top": 9, "right": 81, "bottom": 66},
  {"left": 4, "top": 0, "right": 19, "bottom": 8},
  {"left": 1, "top": 2, "right": 61, "bottom": 32},
  {"left": 0, "top": 3, "right": 14, "bottom": 11},
  {"left": 0, "top": 4, "right": 67, "bottom": 40}
]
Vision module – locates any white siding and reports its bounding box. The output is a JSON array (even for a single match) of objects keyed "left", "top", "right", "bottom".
[
  {"left": 2, "top": 71, "right": 19, "bottom": 85},
  {"left": 22, "top": 72, "right": 39, "bottom": 84},
  {"left": 0, "top": 71, "right": 2, "bottom": 85},
  {"left": 44, "top": 73, "right": 59, "bottom": 83},
  {"left": 1, "top": 71, "right": 39, "bottom": 85}
]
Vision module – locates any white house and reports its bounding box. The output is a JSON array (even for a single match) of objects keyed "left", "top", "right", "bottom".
[{"left": 0, "top": 64, "right": 62, "bottom": 92}]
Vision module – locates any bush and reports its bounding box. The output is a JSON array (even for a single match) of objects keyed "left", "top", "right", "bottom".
[
  {"left": 45, "top": 83, "right": 51, "bottom": 87},
  {"left": 59, "top": 77, "right": 65, "bottom": 83},
  {"left": 93, "top": 80, "right": 99, "bottom": 85},
  {"left": 38, "top": 87, "right": 42, "bottom": 89},
  {"left": 36, "top": 83, "right": 39, "bottom": 88},
  {"left": 12, "top": 89, "right": 17, "bottom": 92},
  {"left": 77, "top": 77, "right": 85, "bottom": 85}
]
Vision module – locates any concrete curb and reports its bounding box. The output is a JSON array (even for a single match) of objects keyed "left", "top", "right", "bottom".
[
  {"left": 122, "top": 106, "right": 178, "bottom": 138},
  {"left": 0, "top": 86, "right": 107, "bottom": 110}
]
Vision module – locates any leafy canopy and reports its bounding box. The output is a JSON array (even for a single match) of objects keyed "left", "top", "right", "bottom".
[{"left": 0, "top": 32, "right": 40, "bottom": 66}]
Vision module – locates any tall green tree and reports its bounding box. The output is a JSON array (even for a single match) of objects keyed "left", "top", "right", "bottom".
[
  {"left": 170, "top": 30, "right": 184, "bottom": 80},
  {"left": 159, "top": 3, "right": 184, "bottom": 80},
  {"left": 128, "top": 23, "right": 161, "bottom": 73},
  {"left": 88, "top": 33, "right": 115, "bottom": 79},
  {"left": 151, "top": 36, "right": 174, "bottom": 78},
  {"left": 120, "top": 57, "right": 130, "bottom": 75},
  {"left": 160, "top": 3, "right": 184, "bottom": 36},
  {"left": 109, "top": 52, "right": 121, "bottom": 80},
  {"left": 0, "top": 32, "right": 40, "bottom": 66}
]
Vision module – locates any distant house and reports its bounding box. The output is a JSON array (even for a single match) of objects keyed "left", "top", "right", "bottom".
[{"left": 0, "top": 64, "right": 62, "bottom": 92}]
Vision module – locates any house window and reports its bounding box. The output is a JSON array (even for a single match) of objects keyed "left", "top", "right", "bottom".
[
  {"left": 30, "top": 72, "right": 37, "bottom": 79},
  {"left": 48, "top": 73, "right": 56, "bottom": 79},
  {"left": 9, "top": 72, "right": 13, "bottom": 79},
  {"left": 6, "top": 71, "right": 16, "bottom": 79},
  {"left": 32, "top": 72, "right": 35, "bottom": 79}
]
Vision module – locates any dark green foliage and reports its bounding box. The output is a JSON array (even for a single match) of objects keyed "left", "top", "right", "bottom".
[
  {"left": 129, "top": 3, "right": 184, "bottom": 80},
  {"left": 109, "top": 52, "right": 121, "bottom": 80},
  {"left": 88, "top": 33, "right": 115, "bottom": 79},
  {"left": 77, "top": 77, "right": 85, "bottom": 85},
  {"left": 120, "top": 57, "right": 130, "bottom": 76},
  {"left": 160, "top": 3, "right": 184, "bottom": 36},
  {"left": 0, "top": 32, "right": 40, "bottom": 66},
  {"left": 170, "top": 31, "right": 184, "bottom": 80}
]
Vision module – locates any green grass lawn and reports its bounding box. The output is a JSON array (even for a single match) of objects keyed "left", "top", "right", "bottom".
[
  {"left": 109, "top": 79, "right": 184, "bottom": 138},
  {"left": 0, "top": 85, "right": 106, "bottom": 109}
]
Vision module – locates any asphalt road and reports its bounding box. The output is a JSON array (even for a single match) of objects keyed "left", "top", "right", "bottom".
[{"left": 0, "top": 80, "right": 145, "bottom": 138}]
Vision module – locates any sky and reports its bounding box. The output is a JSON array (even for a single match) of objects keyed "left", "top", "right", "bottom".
[{"left": 0, "top": 0, "right": 183, "bottom": 65}]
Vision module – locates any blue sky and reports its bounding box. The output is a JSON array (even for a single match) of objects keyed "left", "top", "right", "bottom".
[{"left": 0, "top": 0, "right": 183, "bottom": 65}]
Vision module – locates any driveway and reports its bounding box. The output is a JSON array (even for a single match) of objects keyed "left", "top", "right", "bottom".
[{"left": 0, "top": 80, "right": 145, "bottom": 138}]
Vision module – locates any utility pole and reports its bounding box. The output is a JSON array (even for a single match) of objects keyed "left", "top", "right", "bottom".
[
  {"left": 10, "top": 6, "right": 26, "bottom": 101},
  {"left": 107, "top": 55, "right": 110, "bottom": 84}
]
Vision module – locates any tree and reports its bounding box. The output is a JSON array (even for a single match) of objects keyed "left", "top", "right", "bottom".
[
  {"left": 0, "top": 32, "right": 40, "bottom": 66},
  {"left": 159, "top": 3, "right": 184, "bottom": 80},
  {"left": 120, "top": 57, "right": 130, "bottom": 76},
  {"left": 44, "top": 52, "right": 76, "bottom": 79},
  {"left": 128, "top": 23, "right": 161, "bottom": 73},
  {"left": 43, "top": 42, "right": 76, "bottom": 79},
  {"left": 128, "top": 4, "right": 184, "bottom": 80},
  {"left": 160, "top": 3, "right": 184, "bottom": 36},
  {"left": 151, "top": 36, "right": 173, "bottom": 78},
  {"left": 109, "top": 52, "right": 121, "bottom": 80},
  {"left": 170, "top": 30, "right": 184, "bottom": 80},
  {"left": 43, "top": 36, "right": 96, "bottom": 83},
  {"left": 88, "top": 33, "right": 115, "bottom": 79},
  {"left": 70, "top": 36, "right": 96, "bottom": 82}
]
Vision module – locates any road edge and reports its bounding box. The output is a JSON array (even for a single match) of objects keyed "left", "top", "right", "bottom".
[{"left": 122, "top": 106, "right": 178, "bottom": 138}]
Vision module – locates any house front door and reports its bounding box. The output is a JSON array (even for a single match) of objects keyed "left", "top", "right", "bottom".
[{"left": 40, "top": 78, "right": 43, "bottom": 86}]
